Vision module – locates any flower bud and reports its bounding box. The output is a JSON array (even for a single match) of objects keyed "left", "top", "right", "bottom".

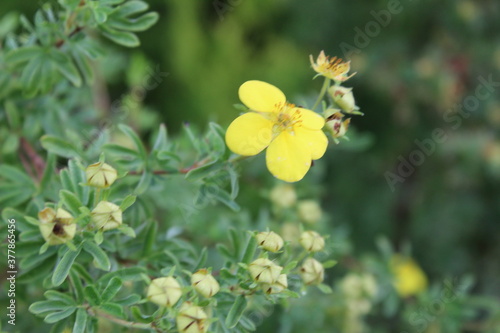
[
  {"left": 299, "top": 231, "right": 325, "bottom": 252},
  {"left": 300, "top": 258, "right": 324, "bottom": 285},
  {"left": 38, "top": 208, "right": 76, "bottom": 245},
  {"left": 86, "top": 162, "right": 117, "bottom": 188},
  {"left": 147, "top": 277, "right": 182, "bottom": 307},
  {"left": 325, "top": 110, "right": 350, "bottom": 140},
  {"left": 297, "top": 200, "right": 322, "bottom": 224},
  {"left": 329, "top": 86, "right": 359, "bottom": 114},
  {"left": 248, "top": 258, "right": 282, "bottom": 284},
  {"left": 256, "top": 231, "right": 284, "bottom": 252},
  {"left": 191, "top": 269, "right": 220, "bottom": 298},
  {"left": 91, "top": 201, "right": 122, "bottom": 231},
  {"left": 269, "top": 184, "right": 297, "bottom": 208},
  {"left": 176, "top": 302, "right": 208, "bottom": 333},
  {"left": 390, "top": 255, "right": 428, "bottom": 297},
  {"left": 261, "top": 274, "right": 288, "bottom": 294}
]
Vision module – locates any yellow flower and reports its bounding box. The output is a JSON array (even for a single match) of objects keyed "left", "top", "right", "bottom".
[
  {"left": 225, "top": 80, "right": 328, "bottom": 182},
  {"left": 390, "top": 255, "right": 428, "bottom": 297},
  {"left": 310, "top": 51, "right": 356, "bottom": 82}
]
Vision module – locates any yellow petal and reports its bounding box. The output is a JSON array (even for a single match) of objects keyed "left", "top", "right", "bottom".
[
  {"left": 239, "top": 80, "right": 286, "bottom": 112},
  {"left": 295, "top": 128, "right": 328, "bottom": 160},
  {"left": 297, "top": 108, "right": 325, "bottom": 130},
  {"left": 225, "top": 112, "right": 273, "bottom": 156},
  {"left": 266, "top": 131, "right": 312, "bottom": 182}
]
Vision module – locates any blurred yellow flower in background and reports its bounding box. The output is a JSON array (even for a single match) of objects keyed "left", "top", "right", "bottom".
[
  {"left": 225, "top": 80, "right": 328, "bottom": 182},
  {"left": 310, "top": 51, "right": 356, "bottom": 82},
  {"left": 390, "top": 255, "right": 428, "bottom": 297}
]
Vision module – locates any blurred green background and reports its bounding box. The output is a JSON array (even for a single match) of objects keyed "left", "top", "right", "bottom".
[{"left": 2, "top": 0, "right": 499, "bottom": 331}]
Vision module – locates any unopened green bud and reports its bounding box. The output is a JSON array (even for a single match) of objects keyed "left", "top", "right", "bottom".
[
  {"left": 191, "top": 269, "right": 220, "bottom": 298},
  {"left": 38, "top": 208, "right": 76, "bottom": 245},
  {"left": 270, "top": 184, "right": 297, "bottom": 208},
  {"left": 329, "top": 86, "right": 359, "bottom": 114},
  {"left": 256, "top": 231, "right": 284, "bottom": 252},
  {"left": 248, "top": 258, "right": 282, "bottom": 284},
  {"left": 86, "top": 162, "right": 117, "bottom": 188},
  {"left": 91, "top": 201, "right": 122, "bottom": 231},
  {"left": 300, "top": 258, "right": 324, "bottom": 285},
  {"left": 261, "top": 274, "right": 288, "bottom": 294},
  {"left": 176, "top": 302, "right": 208, "bottom": 333},
  {"left": 299, "top": 231, "right": 325, "bottom": 252},
  {"left": 297, "top": 200, "right": 322, "bottom": 224},
  {"left": 147, "top": 277, "right": 182, "bottom": 307}
]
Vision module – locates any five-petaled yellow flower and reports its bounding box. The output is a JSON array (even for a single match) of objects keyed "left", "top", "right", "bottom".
[
  {"left": 225, "top": 80, "right": 328, "bottom": 182},
  {"left": 310, "top": 50, "right": 356, "bottom": 82}
]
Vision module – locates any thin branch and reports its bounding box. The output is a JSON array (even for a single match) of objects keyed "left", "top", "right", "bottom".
[
  {"left": 19, "top": 137, "right": 45, "bottom": 180},
  {"left": 87, "top": 307, "right": 159, "bottom": 331}
]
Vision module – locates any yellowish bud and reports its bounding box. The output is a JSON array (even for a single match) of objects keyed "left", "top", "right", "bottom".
[
  {"left": 248, "top": 258, "right": 282, "bottom": 284},
  {"left": 147, "top": 277, "right": 182, "bottom": 307},
  {"left": 191, "top": 269, "right": 220, "bottom": 298},
  {"left": 269, "top": 184, "right": 297, "bottom": 208},
  {"left": 329, "top": 86, "right": 359, "bottom": 114},
  {"left": 38, "top": 208, "right": 76, "bottom": 245},
  {"left": 91, "top": 201, "right": 122, "bottom": 231},
  {"left": 325, "top": 110, "right": 350, "bottom": 140},
  {"left": 176, "top": 302, "right": 208, "bottom": 333},
  {"left": 256, "top": 231, "right": 284, "bottom": 252},
  {"left": 261, "top": 274, "right": 288, "bottom": 294},
  {"left": 297, "top": 200, "right": 322, "bottom": 224},
  {"left": 85, "top": 162, "right": 117, "bottom": 188},
  {"left": 300, "top": 258, "right": 324, "bottom": 285},
  {"left": 299, "top": 231, "right": 325, "bottom": 252}
]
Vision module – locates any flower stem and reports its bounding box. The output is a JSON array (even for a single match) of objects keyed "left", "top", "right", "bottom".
[
  {"left": 87, "top": 307, "right": 159, "bottom": 331},
  {"left": 311, "top": 77, "right": 331, "bottom": 112}
]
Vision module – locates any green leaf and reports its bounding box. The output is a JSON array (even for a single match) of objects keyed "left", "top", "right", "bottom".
[
  {"left": 98, "top": 267, "right": 147, "bottom": 284},
  {"left": 29, "top": 300, "right": 71, "bottom": 315},
  {"left": 40, "top": 153, "right": 56, "bottom": 194},
  {"left": 142, "top": 221, "right": 157, "bottom": 256},
  {"left": 69, "top": 269, "right": 85, "bottom": 303},
  {"left": 44, "top": 307, "right": 76, "bottom": 323},
  {"left": 5, "top": 46, "right": 42, "bottom": 67},
  {"left": 100, "top": 25, "right": 140, "bottom": 47},
  {"left": 44, "top": 290, "right": 76, "bottom": 305},
  {"left": 4, "top": 100, "right": 21, "bottom": 129},
  {"left": 50, "top": 50, "right": 82, "bottom": 87},
  {"left": 152, "top": 124, "right": 168, "bottom": 152},
  {"left": 101, "top": 277, "right": 122, "bottom": 302},
  {"left": 317, "top": 283, "right": 333, "bottom": 294},
  {"left": 41, "top": 135, "right": 80, "bottom": 158},
  {"left": 322, "top": 260, "right": 338, "bottom": 269},
  {"left": 134, "top": 171, "right": 152, "bottom": 195},
  {"left": 0, "top": 164, "right": 34, "bottom": 184},
  {"left": 52, "top": 246, "right": 82, "bottom": 286},
  {"left": 114, "top": 294, "right": 141, "bottom": 306},
  {"left": 241, "top": 235, "right": 257, "bottom": 264},
  {"left": 83, "top": 241, "right": 111, "bottom": 271},
  {"left": 99, "top": 303, "right": 124, "bottom": 318},
  {"left": 72, "top": 308, "right": 88, "bottom": 333},
  {"left": 119, "top": 195, "right": 136, "bottom": 211},
  {"left": 282, "top": 261, "right": 298, "bottom": 274},
  {"left": 225, "top": 296, "right": 247, "bottom": 328},
  {"left": 59, "top": 190, "right": 83, "bottom": 215},
  {"left": 108, "top": 12, "right": 159, "bottom": 32},
  {"left": 117, "top": 124, "right": 147, "bottom": 160},
  {"left": 194, "top": 247, "right": 208, "bottom": 270},
  {"left": 118, "top": 225, "right": 136, "bottom": 238},
  {"left": 130, "top": 306, "right": 154, "bottom": 323},
  {"left": 210, "top": 187, "right": 240, "bottom": 211},
  {"left": 102, "top": 143, "right": 140, "bottom": 159},
  {"left": 111, "top": 1, "right": 149, "bottom": 17},
  {"left": 185, "top": 160, "right": 223, "bottom": 181},
  {"left": 84, "top": 285, "right": 101, "bottom": 306}
]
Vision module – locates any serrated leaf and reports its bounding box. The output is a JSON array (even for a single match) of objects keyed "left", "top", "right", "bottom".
[
  {"left": 52, "top": 246, "right": 82, "bottom": 286},
  {"left": 225, "top": 296, "right": 247, "bottom": 328},
  {"left": 83, "top": 241, "right": 111, "bottom": 271}
]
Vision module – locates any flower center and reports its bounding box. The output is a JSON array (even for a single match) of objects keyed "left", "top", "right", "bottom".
[{"left": 272, "top": 102, "right": 303, "bottom": 135}]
